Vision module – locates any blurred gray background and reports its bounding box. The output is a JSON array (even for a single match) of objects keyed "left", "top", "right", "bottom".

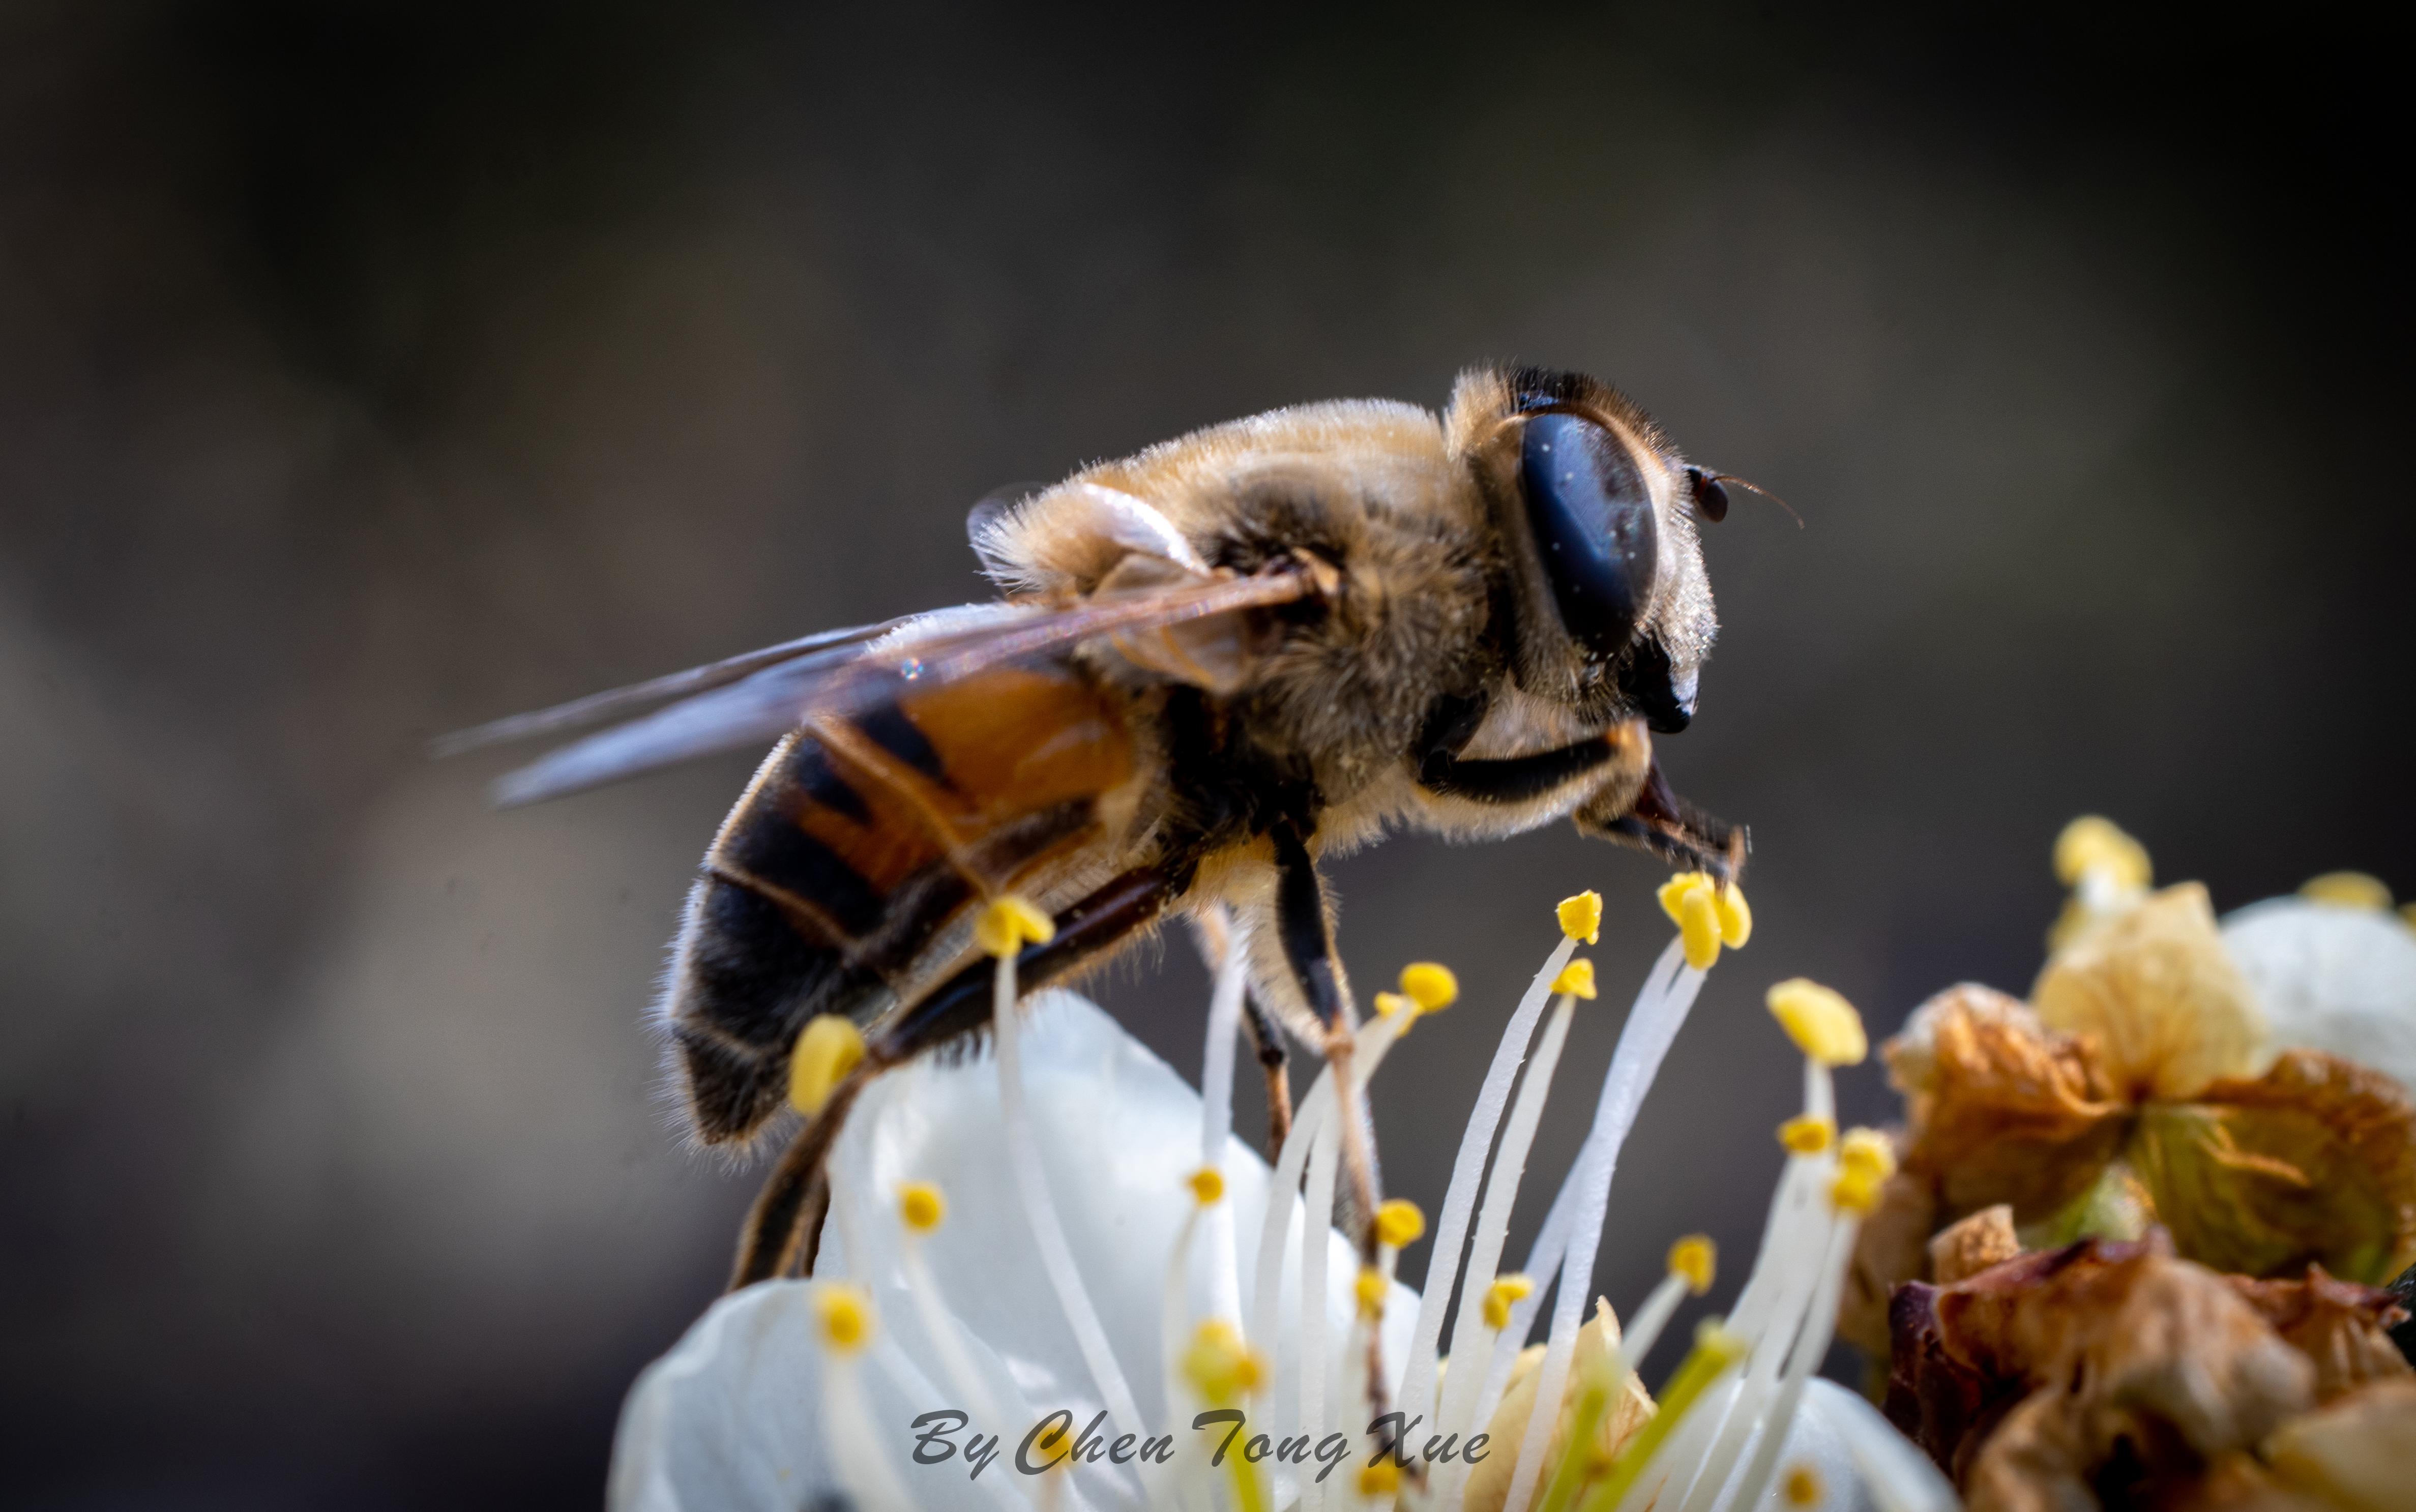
[{"left": 4, "top": 3, "right": 2409, "bottom": 1505}]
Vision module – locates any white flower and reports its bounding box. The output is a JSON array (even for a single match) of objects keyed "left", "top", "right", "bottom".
[
  {"left": 610, "top": 885, "right": 1960, "bottom": 1512},
  {"left": 612, "top": 989, "right": 1416, "bottom": 1512},
  {"left": 2223, "top": 893, "right": 2416, "bottom": 1095}
]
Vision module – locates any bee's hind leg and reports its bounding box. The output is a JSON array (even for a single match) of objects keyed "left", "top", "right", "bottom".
[
  {"left": 1188, "top": 906, "right": 1294, "bottom": 1159},
  {"left": 1240, "top": 992, "right": 1293, "bottom": 1157},
  {"left": 728, "top": 868, "right": 1174, "bottom": 1291}
]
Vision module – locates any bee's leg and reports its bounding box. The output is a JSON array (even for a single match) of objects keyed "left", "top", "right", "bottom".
[
  {"left": 729, "top": 868, "right": 1173, "bottom": 1290},
  {"left": 1413, "top": 696, "right": 1649, "bottom": 807},
  {"left": 1271, "top": 815, "right": 1410, "bottom": 1440},
  {"left": 1238, "top": 990, "right": 1293, "bottom": 1158},
  {"left": 1576, "top": 758, "right": 1748, "bottom": 884},
  {"left": 1268, "top": 816, "right": 1384, "bottom": 1263},
  {"left": 1187, "top": 906, "right": 1294, "bottom": 1158}
]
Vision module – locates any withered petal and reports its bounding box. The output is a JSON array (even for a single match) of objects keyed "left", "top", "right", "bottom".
[
  {"left": 2133, "top": 1048, "right": 2416, "bottom": 1285},
  {"left": 2226, "top": 1265, "right": 2413, "bottom": 1404},
  {"left": 1841, "top": 1166, "right": 1937, "bottom": 1357},
  {"left": 1931, "top": 1205, "right": 2024, "bottom": 1286},
  {"left": 2035, "top": 883, "right": 2268, "bottom": 1104},
  {"left": 1887, "top": 984, "right": 2130, "bottom": 1224},
  {"left": 2261, "top": 1376, "right": 2416, "bottom": 1512}
]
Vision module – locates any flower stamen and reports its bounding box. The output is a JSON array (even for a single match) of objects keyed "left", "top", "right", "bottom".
[{"left": 788, "top": 1015, "right": 865, "bottom": 1116}]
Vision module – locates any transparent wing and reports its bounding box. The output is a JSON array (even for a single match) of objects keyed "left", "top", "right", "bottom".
[
  {"left": 428, "top": 616, "right": 908, "bottom": 758},
  {"left": 481, "top": 567, "right": 1314, "bottom": 807}
]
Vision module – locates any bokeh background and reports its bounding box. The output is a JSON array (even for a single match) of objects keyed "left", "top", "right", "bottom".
[{"left": 5, "top": 4, "right": 2409, "bottom": 1505}]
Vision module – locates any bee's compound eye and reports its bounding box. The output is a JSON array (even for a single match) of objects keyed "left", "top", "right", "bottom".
[
  {"left": 1619, "top": 636, "right": 1696, "bottom": 734},
  {"left": 1687, "top": 465, "right": 1730, "bottom": 523},
  {"left": 1520, "top": 412, "right": 1659, "bottom": 658}
]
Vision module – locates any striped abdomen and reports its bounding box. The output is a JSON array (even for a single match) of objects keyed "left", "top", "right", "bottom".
[{"left": 662, "top": 661, "right": 1134, "bottom": 1142}]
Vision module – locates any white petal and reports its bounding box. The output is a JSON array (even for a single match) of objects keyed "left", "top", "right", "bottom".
[
  {"left": 1639, "top": 1377, "right": 1954, "bottom": 1512},
  {"left": 610, "top": 991, "right": 1419, "bottom": 1511},
  {"left": 2223, "top": 898, "right": 2416, "bottom": 1094},
  {"left": 1793, "top": 1379, "right": 1958, "bottom": 1512}
]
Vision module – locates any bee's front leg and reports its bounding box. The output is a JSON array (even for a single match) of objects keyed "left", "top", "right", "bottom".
[
  {"left": 1413, "top": 692, "right": 1651, "bottom": 808},
  {"left": 1575, "top": 757, "right": 1747, "bottom": 884}
]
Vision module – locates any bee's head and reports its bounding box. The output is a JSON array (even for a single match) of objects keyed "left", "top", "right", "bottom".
[{"left": 1449, "top": 365, "right": 1727, "bottom": 731}]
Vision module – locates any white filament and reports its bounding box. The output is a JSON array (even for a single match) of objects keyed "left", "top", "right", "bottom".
[
  {"left": 1200, "top": 918, "right": 1252, "bottom": 1331},
  {"left": 820, "top": 1351, "right": 914, "bottom": 1509},
  {"left": 899, "top": 1233, "right": 1013, "bottom": 1445},
  {"left": 1724, "top": 1209, "right": 1859, "bottom": 1512},
  {"left": 1395, "top": 933, "right": 1576, "bottom": 1435},
  {"left": 1245, "top": 1011, "right": 1407, "bottom": 1431},
  {"left": 1299, "top": 1107, "right": 1341, "bottom": 1509},
  {"left": 991, "top": 955, "right": 1153, "bottom": 1491},
  {"left": 1501, "top": 939, "right": 1703, "bottom": 1512},
  {"left": 1431, "top": 990, "right": 1580, "bottom": 1509}
]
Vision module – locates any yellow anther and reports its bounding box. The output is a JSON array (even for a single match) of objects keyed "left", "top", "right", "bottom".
[
  {"left": 1187, "top": 1166, "right": 1226, "bottom": 1206},
  {"left": 1558, "top": 889, "right": 1603, "bottom": 944},
  {"left": 1657, "top": 870, "right": 1712, "bottom": 925},
  {"left": 974, "top": 894, "right": 1056, "bottom": 957},
  {"left": 1680, "top": 883, "right": 1723, "bottom": 970},
  {"left": 1765, "top": 979, "right": 1868, "bottom": 1066},
  {"left": 1482, "top": 1273, "right": 1535, "bottom": 1330},
  {"left": 2053, "top": 816, "right": 2151, "bottom": 891},
  {"left": 1399, "top": 962, "right": 1459, "bottom": 1012},
  {"left": 1356, "top": 1265, "right": 1389, "bottom": 1321},
  {"left": 1375, "top": 1198, "right": 1426, "bottom": 1250},
  {"left": 1778, "top": 1114, "right": 1836, "bottom": 1155},
  {"left": 789, "top": 1015, "right": 867, "bottom": 1116},
  {"left": 1783, "top": 1463, "right": 1824, "bottom": 1507},
  {"left": 1839, "top": 1127, "right": 1898, "bottom": 1184},
  {"left": 2403, "top": 903, "right": 2416, "bottom": 933},
  {"left": 1182, "top": 1319, "right": 1263, "bottom": 1404},
  {"left": 1831, "top": 1169, "right": 1883, "bottom": 1214},
  {"left": 1359, "top": 1461, "right": 1402, "bottom": 1497},
  {"left": 1668, "top": 1234, "right": 1716, "bottom": 1295},
  {"left": 1373, "top": 991, "right": 1413, "bottom": 1019},
  {"left": 2302, "top": 871, "right": 2393, "bottom": 910},
  {"left": 1714, "top": 882, "right": 1752, "bottom": 948},
  {"left": 812, "top": 1282, "right": 873, "bottom": 1354},
  {"left": 1551, "top": 958, "right": 1598, "bottom": 1000},
  {"left": 899, "top": 1182, "right": 945, "bottom": 1232}
]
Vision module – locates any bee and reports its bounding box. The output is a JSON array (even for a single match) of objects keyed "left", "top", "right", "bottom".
[{"left": 445, "top": 364, "right": 1753, "bottom": 1288}]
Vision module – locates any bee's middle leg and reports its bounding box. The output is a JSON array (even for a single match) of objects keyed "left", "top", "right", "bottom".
[
  {"left": 729, "top": 868, "right": 1173, "bottom": 1290},
  {"left": 1268, "top": 816, "right": 1384, "bottom": 1263}
]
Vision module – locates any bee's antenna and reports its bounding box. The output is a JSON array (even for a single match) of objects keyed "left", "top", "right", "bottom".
[
  {"left": 1686, "top": 463, "right": 1802, "bottom": 528},
  {"left": 1715, "top": 473, "right": 1802, "bottom": 527}
]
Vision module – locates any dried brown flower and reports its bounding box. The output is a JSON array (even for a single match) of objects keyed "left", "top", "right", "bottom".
[
  {"left": 2225, "top": 1267, "right": 2413, "bottom": 1405},
  {"left": 1888, "top": 1234, "right": 2320, "bottom": 1509}
]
